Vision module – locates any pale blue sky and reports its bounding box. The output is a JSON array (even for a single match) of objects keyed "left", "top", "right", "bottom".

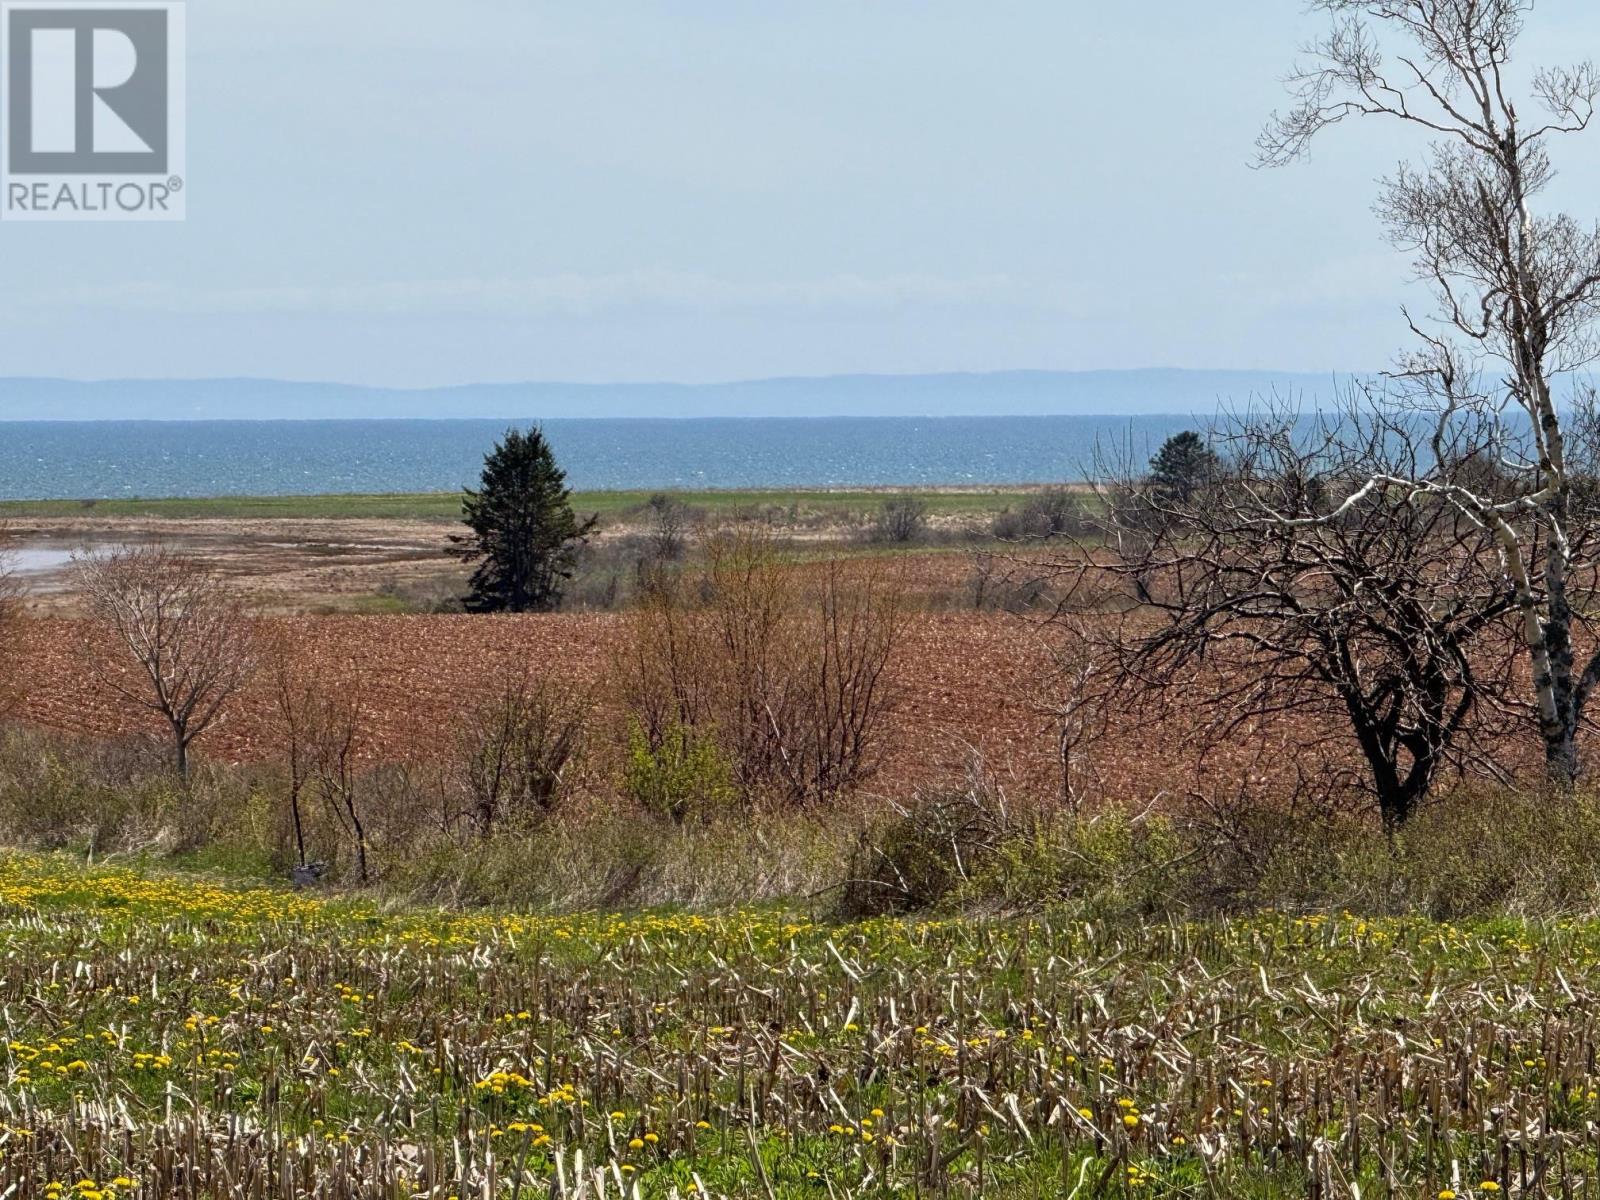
[{"left": 3, "top": 0, "right": 1598, "bottom": 387}]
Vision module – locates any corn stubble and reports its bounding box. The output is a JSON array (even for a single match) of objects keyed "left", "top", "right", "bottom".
[{"left": 0, "top": 856, "right": 1596, "bottom": 1197}]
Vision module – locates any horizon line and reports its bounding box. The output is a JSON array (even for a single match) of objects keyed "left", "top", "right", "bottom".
[{"left": 0, "top": 366, "right": 1368, "bottom": 393}]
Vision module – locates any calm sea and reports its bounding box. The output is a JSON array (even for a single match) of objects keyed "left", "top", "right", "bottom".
[{"left": 0, "top": 417, "right": 1201, "bottom": 499}]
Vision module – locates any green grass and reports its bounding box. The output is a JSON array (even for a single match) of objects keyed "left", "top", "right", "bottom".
[
  {"left": 2, "top": 851, "right": 1599, "bottom": 1197},
  {"left": 0, "top": 488, "right": 1042, "bottom": 523}
]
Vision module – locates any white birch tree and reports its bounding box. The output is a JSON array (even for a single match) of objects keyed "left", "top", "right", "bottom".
[{"left": 1259, "top": 0, "right": 1600, "bottom": 783}]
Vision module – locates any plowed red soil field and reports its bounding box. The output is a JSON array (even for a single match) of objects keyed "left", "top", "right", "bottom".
[{"left": 10, "top": 611, "right": 1329, "bottom": 803}]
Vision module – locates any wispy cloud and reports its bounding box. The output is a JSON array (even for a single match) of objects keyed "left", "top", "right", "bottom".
[{"left": 43, "top": 271, "right": 1032, "bottom": 317}]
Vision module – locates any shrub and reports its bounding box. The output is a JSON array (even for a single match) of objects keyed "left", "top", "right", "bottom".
[
  {"left": 641, "top": 493, "right": 697, "bottom": 562},
  {"left": 13, "top": 712, "right": 1600, "bottom": 926},
  {"left": 839, "top": 786, "right": 1006, "bottom": 917},
  {"left": 620, "top": 530, "right": 904, "bottom": 808},
  {"left": 988, "top": 509, "right": 1031, "bottom": 541},
  {"left": 0, "top": 724, "right": 268, "bottom": 860},
  {"left": 372, "top": 574, "right": 467, "bottom": 615},
  {"left": 991, "top": 488, "right": 1084, "bottom": 541},
  {"left": 1392, "top": 787, "right": 1600, "bottom": 918},
  {"left": 838, "top": 765, "right": 1191, "bottom": 920},
  {"left": 971, "top": 808, "right": 1192, "bottom": 917},
  {"left": 967, "top": 554, "right": 1054, "bottom": 613},
  {"left": 871, "top": 496, "right": 929, "bottom": 544},
  {"left": 623, "top": 719, "right": 736, "bottom": 823},
  {"left": 1172, "top": 789, "right": 1381, "bottom": 913},
  {"left": 456, "top": 673, "right": 587, "bottom": 832}
]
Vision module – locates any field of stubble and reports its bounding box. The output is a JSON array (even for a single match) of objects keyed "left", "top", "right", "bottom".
[{"left": 1, "top": 853, "right": 1595, "bottom": 1199}]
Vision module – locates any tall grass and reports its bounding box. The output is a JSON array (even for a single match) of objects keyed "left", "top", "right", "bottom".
[{"left": 4, "top": 721, "right": 1600, "bottom": 923}]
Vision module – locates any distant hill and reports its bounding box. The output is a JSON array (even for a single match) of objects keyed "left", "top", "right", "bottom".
[{"left": 0, "top": 369, "right": 1353, "bottom": 421}]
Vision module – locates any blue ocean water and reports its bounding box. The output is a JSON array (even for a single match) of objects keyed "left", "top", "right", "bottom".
[{"left": 0, "top": 417, "right": 1203, "bottom": 499}]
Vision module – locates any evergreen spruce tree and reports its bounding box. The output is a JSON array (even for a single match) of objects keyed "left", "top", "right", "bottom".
[
  {"left": 453, "top": 428, "right": 597, "bottom": 613},
  {"left": 1147, "top": 430, "right": 1220, "bottom": 504}
]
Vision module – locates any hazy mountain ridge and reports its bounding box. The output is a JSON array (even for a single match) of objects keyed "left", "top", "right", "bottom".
[{"left": 0, "top": 369, "right": 1352, "bottom": 421}]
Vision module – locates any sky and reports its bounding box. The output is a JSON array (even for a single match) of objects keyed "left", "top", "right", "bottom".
[{"left": 2, "top": 0, "right": 1599, "bottom": 388}]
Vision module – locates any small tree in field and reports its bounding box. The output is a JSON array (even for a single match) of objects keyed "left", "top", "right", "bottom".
[
  {"left": 644, "top": 493, "right": 693, "bottom": 562},
  {"left": 265, "top": 634, "right": 375, "bottom": 882},
  {"left": 77, "top": 545, "right": 256, "bottom": 781},
  {"left": 265, "top": 632, "right": 317, "bottom": 869},
  {"left": 1148, "top": 431, "right": 1220, "bottom": 504},
  {"left": 453, "top": 428, "right": 597, "bottom": 613}
]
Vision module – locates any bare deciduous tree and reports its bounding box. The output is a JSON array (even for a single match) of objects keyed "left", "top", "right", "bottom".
[
  {"left": 644, "top": 493, "right": 694, "bottom": 563},
  {"left": 263, "top": 629, "right": 336, "bottom": 871},
  {"left": 1070, "top": 405, "right": 1522, "bottom": 827},
  {"left": 311, "top": 684, "right": 370, "bottom": 883},
  {"left": 77, "top": 545, "right": 256, "bottom": 781},
  {"left": 802, "top": 559, "right": 903, "bottom": 800},
  {"left": 1031, "top": 618, "right": 1110, "bottom": 814},
  {"left": 1260, "top": 0, "right": 1600, "bottom": 784},
  {"left": 265, "top": 637, "right": 376, "bottom": 883}
]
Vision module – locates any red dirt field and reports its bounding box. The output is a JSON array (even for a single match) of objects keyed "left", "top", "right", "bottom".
[{"left": 9, "top": 611, "right": 1321, "bottom": 804}]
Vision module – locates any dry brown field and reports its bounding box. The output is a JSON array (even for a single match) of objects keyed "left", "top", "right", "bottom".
[
  {"left": 10, "top": 606, "right": 1328, "bottom": 806},
  {"left": 4, "top": 516, "right": 1532, "bottom": 809}
]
